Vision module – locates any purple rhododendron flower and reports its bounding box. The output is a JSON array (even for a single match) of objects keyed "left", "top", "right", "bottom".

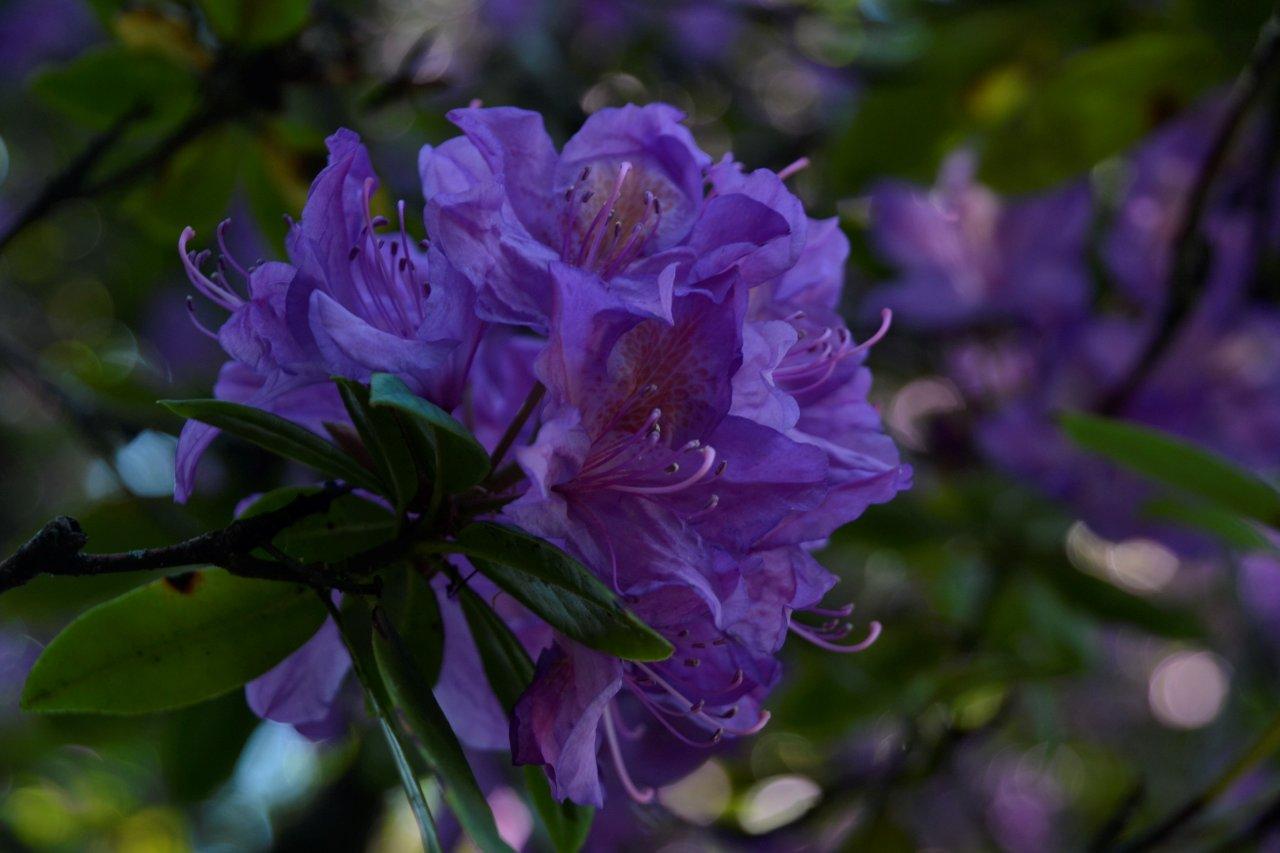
[
  {"left": 175, "top": 129, "right": 483, "bottom": 501},
  {"left": 419, "top": 103, "right": 803, "bottom": 331},
  {"left": 175, "top": 104, "right": 908, "bottom": 808}
]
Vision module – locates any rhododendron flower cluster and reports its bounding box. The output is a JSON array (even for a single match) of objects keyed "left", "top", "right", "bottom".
[
  {"left": 179, "top": 104, "right": 909, "bottom": 806},
  {"left": 865, "top": 95, "right": 1280, "bottom": 554}
]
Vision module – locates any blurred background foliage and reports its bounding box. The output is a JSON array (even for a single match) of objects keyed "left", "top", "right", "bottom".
[{"left": 1, "top": 0, "right": 1278, "bottom": 850}]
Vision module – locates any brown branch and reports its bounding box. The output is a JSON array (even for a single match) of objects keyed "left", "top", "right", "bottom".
[
  {"left": 0, "top": 482, "right": 362, "bottom": 594},
  {"left": 0, "top": 105, "right": 146, "bottom": 256},
  {"left": 488, "top": 381, "right": 545, "bottom": 471},
  {"left": 1099, "top": 8, "right": 1280, "bottom": 413}
]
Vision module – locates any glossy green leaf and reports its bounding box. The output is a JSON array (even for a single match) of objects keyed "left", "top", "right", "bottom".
[
  {"left": 447, "top": 523, "right": 672, "bottom": 662},
  {"left": 459, "top": 587, "right": 594, "bottom": 852},
  {"left": 239, "top": 487, "right": 398, "bottom": 564},
  {"left": 1061, "top": 412, "right": 1280, "bottom": 527},
  {"left": 329, "top": 599, "right": 443, "bottom": 853},
  {"left": 21, "top": 569, "right": 326, "bottom": 714},
  {"left": 161, "top": 398, "right": 383, "bottom": 494},
  {"left": 382, "top": 566, "right": 445, "bottom": 686},
  {"left": 335, "top": 378, "right": 420, "bottom": 512},
  {"left": 369, "top": 373, "right": 490, "bottom": 492},
  {"left": 198, "top": 0, "right": 311, "bottom": 46},
  {"left": 372, "top": 607, "right": 513, "bottom": 853}
]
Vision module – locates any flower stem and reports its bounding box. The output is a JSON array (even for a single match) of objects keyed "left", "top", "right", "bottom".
[{"left": 489, "top": 382, "right": 546, "bottom": 471}]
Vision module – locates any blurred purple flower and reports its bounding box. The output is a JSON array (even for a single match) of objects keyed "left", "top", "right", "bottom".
[
  {"left": 866, "top": 151, "right": 1092, "bottom": 331},
  {"left": 0, "top": 0, "right": 99, "bottom": 80},
  {"left": 867, "top": 96, "right": 1280, "bottom": 553}
]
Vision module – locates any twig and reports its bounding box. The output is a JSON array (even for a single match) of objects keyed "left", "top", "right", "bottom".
[
  {"left": 0, "top": 105, "right": 146, "bottom": 256},
  {"left": 1212, "top": 789, "right": 1280, "bottom": 851},
  {"left": 1090, "top": 782, "right": 1147, "bottom": 851},
  {"left": 1099, "top": 8, "right": 1280, "bottom": 413},
  {"left": 0, "top": 332, "right": 136, "bottom": 465},
  {"left": 1118, "top": 707, "right": 1280, "bottom": 851},
  {"left": 0, "top": 482, "right": 354, "bottom": 594},
  {"left": 488, "top": 381, "right": 545, "bottom": 471}
]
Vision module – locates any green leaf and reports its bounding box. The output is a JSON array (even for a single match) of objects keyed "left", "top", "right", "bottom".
[
  {"left": 239, "top": 488, "right": 398, "bottom": 564},
  {"left": 372, "top": 607, "right": 513, "bottom": 853},
  {"left": 160, "top": 692, "right": 258, "bottom": 803},
  {"left": 32, "top": 46, "right": 196, "bottom": 130},
  {"left": 457, "top": 586, "right": 534, "bottom": 711},
  {"left": 1035, "top": 559, "right": 1202, "bottom": 639},
  {"left": 981, "top": 33, "right": 1223, "bottom": 192},
  {"left": 329, "top": 599, "right": 443, "bottom": 853},
  {"left": 122, "top": 126, "right": 243, "bottom": 244},
  {"left": 1144, "top": 498, "right": 1275, "bottom": 553},
  {"left": 383, "top": 566, "right": 445, "bottom": 686},
  {"left": 198, "top": 0, "right": 311, "bottom": 46},
  {"left": 1061, "top": 412, "right": 1280, "bottom": 527},
  {"left": 335, "top": 378, "right": 420, "bottom": 512},
  {"left": 447, "top": 523, "right": 672, "bottom": 662},
  {"left": 22, "top": 569, "right": 326, "bottom": 714},
  {"left": 459, "top": 588, "right": 594, "bottom": 852},
  {"left": 161, "top": 398, "right": 383, "bottom": 494},
  {"left": 369, "top": 374, "right": 490, "bottom": 492}
]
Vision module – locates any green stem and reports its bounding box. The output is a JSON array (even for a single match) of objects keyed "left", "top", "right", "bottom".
[{"left": 489, "top": 382, "right": 545, "bottom": 472}]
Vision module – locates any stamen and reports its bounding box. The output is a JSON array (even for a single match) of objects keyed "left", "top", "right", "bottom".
[
  {"left": 808, "top": 602, "right": 855, "bottom": 618},
  {"left": 609, "top": 446, "right": 717, "bottom": 495},
  {"left": 184, "top": 297, "right": 219, "bottom": 340},
  {"left": 603, "top": 708, "right": 654, "bottom": 803},
  {"left": 178, "top": 227, "right": 244, "bottom": 311},
  {"left": 688, "top": 494, "right": 719, "bottom": 520},
  {"left": 789, "top": 620, "right": 882, "bottom": 654},
  {"left": 610, "top": 703, "right": 646, "bottom": 740},
  {"left": 215, "top": 219, "right": 249, "bottom": 280},
  {"left": 627, "top": 687, "right": 723, "bottom": 747},
  {"left": 852, "top": 309, "right": 893, "bottom": 354},
  {"left": 777, "top": 156, "right": 811, "bottom": 181}
]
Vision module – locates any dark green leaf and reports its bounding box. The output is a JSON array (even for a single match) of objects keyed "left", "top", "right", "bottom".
[
  {"left": 1144, "top": 498, "right": 1275, "bottom": 552},
  {"left": 1061, "top": 412, "right": 1280, "bottom": 527},
  {"left": 379, "top": 717, "right": 445, "bottom": 853},
  {"left": 372, "top": 607, "right": 514, "bottom": 853},
  {"left": 22, "top": 569, "right": 326, "bottom": 714},
  {"left": 198, "top": 0, "right": 311, "bottom": 46},
  {"left": 160, "top": 692, "right": 258, "bottom": 803},
  {"left": 369, "top": 374, "right": 490, "bottom": 492},
  {"left": 981, "top": 33, "right": 1223, "bottom": 192},
  {"left": 161, "top": 398, "right": 383, "bottom": 494},
  {"left": 335, "top": 378, "right": 420, "bottom": 512},
  {"left": 457, "top": 586, "right": 534, "bottom": 711},
  {"left": 1036, "top": 559, "right": 1202, "bottom": 639},
  {"left": 448, "top": 523, "right": 672, "bottom": 662},
  {"left": 32, "top": 46, "right": 196, "bottom": 130},
  {"left": 239, "top": 488, "right": 398, "bottom": 564},
  {"left": 459, "top": 587, "right": 594, "bottom": 852},
  {"left": 330, "top": 599, "right": 443, "bottom": 853},
  {"left": 383, "top": 566, "right": 445, "bottom": 686}
]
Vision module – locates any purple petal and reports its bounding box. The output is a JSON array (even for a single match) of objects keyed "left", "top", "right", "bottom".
[
  {"left": 512, "top": 642, "right": 622, "bottom": 807},
  {"left": 246, "top": 617, "right": 351, "bottom": 737}
]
